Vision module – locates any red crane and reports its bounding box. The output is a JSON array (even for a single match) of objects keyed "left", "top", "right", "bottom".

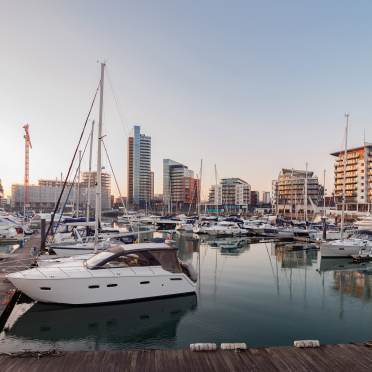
[{"left": 23, "top": 124, "right": 32, "bottom": 210}]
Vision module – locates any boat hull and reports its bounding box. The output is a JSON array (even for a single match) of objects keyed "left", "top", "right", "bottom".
[
  {"left": 320, "top": 243, "right": 363, "bottom": 258},
  {"left": 8, "top": 272, "right": 196, "bottom": 305}
]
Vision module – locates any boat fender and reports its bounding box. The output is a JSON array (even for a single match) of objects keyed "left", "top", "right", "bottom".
[
  {"left": 220, "top": 343, "right": 247, "bottom": 350},
  {"left": 190, "top": 343, "right": 217, "bottom": 351},
  {"left": 293, "top": 340, "right": 320, "bottom": 348}
]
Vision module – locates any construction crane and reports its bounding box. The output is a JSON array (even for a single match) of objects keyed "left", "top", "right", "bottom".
[{"left": 23, "top": 124, "right": 32, "bottom": 214}]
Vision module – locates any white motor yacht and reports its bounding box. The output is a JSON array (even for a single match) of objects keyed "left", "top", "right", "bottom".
[
  {"left": 320, "top": 230, "right": 372, "bottom": 258},
  {"left": 204, "top": 221, "right": 245, "bottom": 237},
  {"left": 7, "top": 243, "right": 197, "bottom": 305}
]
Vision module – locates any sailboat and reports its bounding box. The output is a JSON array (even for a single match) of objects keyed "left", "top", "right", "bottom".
[
  {"left": 7, "top": 63, "right": 198, "bottom": 305},
  {"left": 321, "top": 113, "right": 363, "bottom": 257},
  {"left": 48, "top": 63, "right": 131, "bottom": 257}
]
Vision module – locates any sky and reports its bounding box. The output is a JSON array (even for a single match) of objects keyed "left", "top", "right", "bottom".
[{"left": 1, "top": 0, "right": 372, "bottom": 200}]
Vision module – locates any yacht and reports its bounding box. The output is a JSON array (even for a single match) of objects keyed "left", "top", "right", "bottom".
[
  {"left": 7, "top": 243, "right": 197, "bottom": 305},
  {"left": 204, "top": 221, "right": 245, "bottom": 237},
  {"left": 320, "top": 230, "right": 372, "bottom": 258},
  {"left": 354, "top": 215, "right": 372, "bottom": 230},
  {"left": 0, "top": 225, "right": 18, "bottom": 243},
  {"left": 175, "top": 218, "right": 195, "bottom": 233}
]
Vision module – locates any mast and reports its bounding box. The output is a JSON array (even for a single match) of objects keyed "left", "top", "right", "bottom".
[
  {"left": 323, "top": 169, "right": 326, "bottom": 218},
  {"left": 304, "top": 162, "right": 308, "bottom": 222},
  {"left": 76, "top": 150, "right": 82, "bottom": 217},
  {"left": 94, "top": 62, "right": 105, "bottom": 250},
  {"left": 198, "top": 159, "right": 203, "bottom": 219},
  {"left": 86, "top": 120, "right": 95, "bottom": 221},
  {"left": 340, "top": 113, "right": 349, "bottom": 240},
  {"left": 214, "top": 164, "right": 218, "bottom": 216}
]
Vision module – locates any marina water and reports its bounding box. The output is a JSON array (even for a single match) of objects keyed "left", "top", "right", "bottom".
[{"left": 1, "top": 235, "right": 372, "bottom": 352}]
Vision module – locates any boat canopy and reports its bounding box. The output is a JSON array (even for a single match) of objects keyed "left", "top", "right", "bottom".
[{"left": 85, "top": 243, "right": 182, "bottom": 273}]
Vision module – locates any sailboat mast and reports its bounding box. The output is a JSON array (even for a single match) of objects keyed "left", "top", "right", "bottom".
[
  {"left": 198, "top": 159, "right": 203, "bottom": 219},
  {"left": 340, "top": 113, "right": 349, "bottom": 239},
  {"left": 304, "top": 162, "right": 308, "bottom": 222},
  {"left": 323, "top": 169, "right": 326, "bottom": 218},
  {"left": 94, "top": 62, "right": 105, "bottom": 250},
  {"left": 76, "top": 150, "right": 82, "bottom": 217},
  {"left": 86, "top": 120, "right": 95, "bottom": 221},
  {"left": 214, "top": 164, "right": 218, "bottom": 216}
]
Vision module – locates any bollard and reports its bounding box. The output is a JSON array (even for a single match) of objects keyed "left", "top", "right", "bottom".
[
  {"left": 294, "top": 340, "right": 320, "bottom": 348},
  {"left": 220, "top": 343, "right": 247, "bottom": 350},
  {"left": 190, "top": 343, "right": 217, "bottom": 351},
  {"left": 40, "top": 218, "right": 46, "bottom": 251}
]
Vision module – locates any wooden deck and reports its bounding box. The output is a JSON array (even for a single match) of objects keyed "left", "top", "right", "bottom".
[
  {"left": 0, "top": 235, "right": 35, "bottom": 328},
  {"left": 1, "top": 343, "right": 372, "bottom": 371}
]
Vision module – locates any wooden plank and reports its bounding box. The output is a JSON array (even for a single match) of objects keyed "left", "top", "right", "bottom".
[{"left": 2, "top": 343, "right": 372, "bottom": 371}]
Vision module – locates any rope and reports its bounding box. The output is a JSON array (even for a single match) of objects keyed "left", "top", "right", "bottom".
[{"left": 51, "top": 129, "right": 94, "bottom": 240}]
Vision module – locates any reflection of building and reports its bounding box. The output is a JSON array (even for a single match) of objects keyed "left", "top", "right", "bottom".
[
  {"left": 208, "top": 178, "right": 251, "bottom": 211},
  {"left": 163, "top": 159, "right": 199, "bottom": 213},
  {"left": 272, "top": 168, "right": 323, "bottom": 217},
  {"left": 127, "top": 125, "right": 151, "bottom": 207},
  {"left": 331, "top": 143, "right": 372, "bottom": 212},
  {"left": 333, "top": 271, "right": 372, "bottom": 302},
  {"left": 272, "top": 244, "right": 317, "bottom": 268}
]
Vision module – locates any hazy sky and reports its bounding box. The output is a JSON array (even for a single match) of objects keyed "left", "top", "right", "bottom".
[{"left": 1, "top": 0, "right": 372, "bottom": 199}]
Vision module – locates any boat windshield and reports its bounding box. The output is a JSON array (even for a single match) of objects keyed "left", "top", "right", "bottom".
[{"left": 86, "top": 251, "right": 114, "bottom": 269}]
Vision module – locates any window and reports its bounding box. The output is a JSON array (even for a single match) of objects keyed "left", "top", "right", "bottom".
[{"left": 101, "top": 252, "right": 160, "bottom": 269}]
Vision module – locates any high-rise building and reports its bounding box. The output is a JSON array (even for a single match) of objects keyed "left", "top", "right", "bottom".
[
  {"left": 272, "top": 168, "right": 322, "bottom": 216},
  {"left": 331, "top": 143, "right": 372, "bottom": 212},
  {"left": 208, "top": 178, "right": 251, "bottom": 211},
  {"left": 127, "top": 125, "right": 151, "bottom": 207},
  {"left": 80, "top": 171, "right": 112, "bottom": 211},
  {"left": 250, "top": 191, "right": 259, "bottom": 207},
  {"left": 0, "top": 179, "right": 3, "bottom": 199},
  {"left": 262, "top": 191, "right": 271, "bottom": 204},
  {"left": 0, "top": 179, "right": 5, "bottom": 208},
  {"left": 163, "top": 159, "right": 199, "bottom": 212},
  {"left": 150, "top": 171, "right": 154, "bottom": 200}
]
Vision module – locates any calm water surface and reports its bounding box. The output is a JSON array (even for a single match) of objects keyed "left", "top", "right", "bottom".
[{"left": 1, "top": 235, "right": 372, "bottom": 352}]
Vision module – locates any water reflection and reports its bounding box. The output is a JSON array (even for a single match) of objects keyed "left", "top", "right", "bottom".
[
  {"left": 4, "top": 236, "right": 372, "bottom": 351},
  {"left": 3, "top": 294, "right": 197, "bottom": 351}
]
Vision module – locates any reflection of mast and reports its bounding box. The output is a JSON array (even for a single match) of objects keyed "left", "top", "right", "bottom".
[
  {"left": 266, "top": 243, "right": 279, "bottom": 295},
  {"left": 289, "top": 267, "right": 293, "bottom": 300},
  {"left": 214, "top": 246, "right": 218, "bottom": 301},
  {"left": 275, "top": 253, "right": 280, "bottom": 295},
  {"left": 303, "top": 257, "right": 307, "bottom": 308},
  {"left": 339, "top": 273, "right": 344, "bottom": 319}
]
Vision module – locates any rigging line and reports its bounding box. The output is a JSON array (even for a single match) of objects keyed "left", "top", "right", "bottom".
[
  {"left": 106, "top": 68, "right": 130, "bottom": 137},
  {"left": 51, "top": 130, "right": 93, "bottom": 240},
  {"left": 101, "top": 138, "right": 137, "bottom": 234},
  {"left": 101, "top": 138, "right": 126, "bottom": 210},
  {"left": 45, "top": 81, "right": 100, "bottom": 239}
]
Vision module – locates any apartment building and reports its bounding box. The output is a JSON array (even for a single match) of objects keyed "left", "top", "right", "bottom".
[
  {"left": 272, "top": 168, "right": 322, "bottom": 217},
  {"left": 163, "top": 159, "right": 199, "bottom": 212},
  {"left": 331, "top": 143, "right": 372, "bottom": 211},
  {"left": 208, "top": 178, "right": 251, "bottom": 210}
]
